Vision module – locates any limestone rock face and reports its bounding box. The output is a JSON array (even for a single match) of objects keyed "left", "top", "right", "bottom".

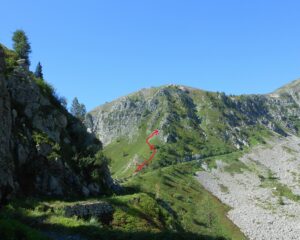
[
  {"left": 99, "top": 86, "right": 300, "bottom": 143},
  {"left": 89, "top": 97, "right": 146, "bottom": 145}
]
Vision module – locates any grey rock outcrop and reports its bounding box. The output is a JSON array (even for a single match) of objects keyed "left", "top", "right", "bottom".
[
  {"left": 0, "top": 47, "right": 16, "bottom": 202},
  {"left": 0, "top": 44, "right": 116, "bottom": 203},
  {"left": 88, "top": 83, "right": 300, "bottom": 157}
]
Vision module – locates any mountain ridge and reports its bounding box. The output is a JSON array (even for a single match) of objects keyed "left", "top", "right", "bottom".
[
  {"left": 87, "top": 79, "right": 300, "bottom": 178},
  {"left": 90, "top": 80, "right": 300, "bottom": 114}
]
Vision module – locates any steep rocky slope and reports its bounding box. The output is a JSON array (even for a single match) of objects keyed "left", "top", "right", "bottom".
[
  {"left": 0, "top": 45, "right": 116, "bottom": 203},
  {"left": 87, "top": 82, "right": 300, "bottom": 177}
]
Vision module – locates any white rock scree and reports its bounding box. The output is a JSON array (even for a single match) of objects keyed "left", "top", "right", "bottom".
[{"left": 197, "top": 136, "right": 300, "bottom": 240}]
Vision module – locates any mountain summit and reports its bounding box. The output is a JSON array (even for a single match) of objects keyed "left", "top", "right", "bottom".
[{"left": 270, "top": 79, "right": 300, "bottom": 105}]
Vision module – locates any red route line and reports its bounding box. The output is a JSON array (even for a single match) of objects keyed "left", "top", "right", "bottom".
[{"left": 135, "top": 129, "right": 159, "bottom": 172}]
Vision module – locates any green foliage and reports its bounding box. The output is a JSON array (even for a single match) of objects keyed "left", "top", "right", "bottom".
[
  {"left": 34, "top": 62, "right": 43, "bottom": 79},
  {"left": 242, "top": 126, "right": 271, "bottom": 146},
  {"left": 32, "top": 131, "right": 61, "bottom": 160},
  {"left": 205, "top": 151, "right": 248, "bottom": 173},
  {"left": 32, "top": 131, "right": 53, "bottom": 145},
  {"left": 48, "top": 143, "right": 61, "bottom": 161},
  {"left": 70, "top": 97, "right": 86, "bottom": 121},
  {"left": 12, "top": 30, "right": 31, "bottom": 66},
  {"left": 125, "top": 162, "right": 246, "bottom": 239},
  {"left": 103, "top": 121, "right": 153, "bottom": 178},
  {"left": 219, "top": 184, "right": 229, "bottom": 193},
  {"left": 260, "top": 170, "right": 300, "bottom": 202},
  {"left": 1, "top": 44, "right": 18, "bottom": 73},
  {"left": 78, "top": 150, "right": 109, "bottom": 183},
  {"left": 33, "top": 76, "right": 69, "bottom": 112},
  {"left": 0, "top": 218, "right": 48, "bottom": 240},
  {"left": 142, "top": 109, "right": 151, "bottom": 117},
  {"left": 0, "top": 200, "right": 48, "bottom": 240},
  {"left": 0, "top": 193, "right": 188, "bottom": 240},
  {"left": 35, "top": 77, "right": 55, "bottom": 96},
  {"left": 107, "top": 193, "right": 172, "bottom": 232},
  {"left": 33, "top": 74, "right": 69, "bottom": 112},
  {"left": 0, "top": 174, "right": 244, "bottom": 240}
]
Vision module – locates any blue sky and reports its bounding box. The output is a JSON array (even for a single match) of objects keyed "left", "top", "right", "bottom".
[{"left": 1, "top": 0, "right": 300, "bottom": 111}]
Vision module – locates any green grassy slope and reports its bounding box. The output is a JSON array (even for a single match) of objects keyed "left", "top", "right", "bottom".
[
  {"left": 124, "top": 161, "right": 246, "bottom": 239},
  {"left": 0, "top": 161, "right": 246, "bottom": 240},
  {"left": 103, "top": 86, "right": 275, "bottom": 179},
  {"left": 98, "top": 86, "right": 286, "bottom": 239}
]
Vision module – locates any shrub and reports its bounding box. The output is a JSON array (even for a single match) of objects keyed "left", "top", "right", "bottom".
[
  {"left": 35, "top": 78, "right": 55, "bottom": 96},
  {"left": 32, "top": 131, "right": 53, "bottom": 145},
  {"left": 32, "top": 131, "right": 61, "bottom": 160},
  {"left": 78, "top": 150, "right": 110, "bottom": 183}
]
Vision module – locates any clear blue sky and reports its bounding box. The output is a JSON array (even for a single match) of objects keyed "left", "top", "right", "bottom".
[{"left": 1, "top": 0, "right": 300, "bottom": 111}]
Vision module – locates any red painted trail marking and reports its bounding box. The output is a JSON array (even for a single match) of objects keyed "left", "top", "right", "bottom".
[{"left": 135, "top": 129, "right": 159, "bottom": 173}]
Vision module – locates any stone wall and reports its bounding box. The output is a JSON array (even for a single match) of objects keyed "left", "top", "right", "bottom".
[{"left": 64, "top": 201, "right": 114, "bottom": 225}]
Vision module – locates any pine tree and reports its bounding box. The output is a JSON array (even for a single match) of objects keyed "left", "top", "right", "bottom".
[
  {"left": 79, "top": 103, "right": 87, "bottom": 117},
  {"left": 70, "top": 97, "right": 86, "bottom": 120},
  {"left": 71, "top": 97, "right": 80, "bottom": 117},
  {"left": 34, "top": 62, "right": 43, "bottom": 79},
  {"left": 12, "top": 30, "right": 31, "bottom": 66}
]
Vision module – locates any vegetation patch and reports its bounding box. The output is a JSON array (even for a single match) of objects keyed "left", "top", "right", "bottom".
[
  {"left": 124, "top": 161, "right": 246, "bottom": 239},
  {"left": 259, "top": 170, "right": 300, "bottom": 202},
  {"left": 204, "top": 151, "right": 248, "bottom": 174}
]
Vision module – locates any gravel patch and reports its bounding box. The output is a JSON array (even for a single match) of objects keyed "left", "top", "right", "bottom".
[{"left": 196, "top": 135, "right": 300, "bottom": 240}]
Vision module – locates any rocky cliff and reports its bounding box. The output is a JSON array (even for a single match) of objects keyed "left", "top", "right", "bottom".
[
  {"left": 0, "top": 46, "right": 15, "bottom": 202},
  {"left": 0, "top": 45, "right": 116, "bottom": 203}
]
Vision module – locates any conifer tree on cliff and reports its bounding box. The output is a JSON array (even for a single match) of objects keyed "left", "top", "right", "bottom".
[
  {"left": 12, "top": 30, "right": 31, "bottom": 67},
  {"left": 34, "top": 62, "right": 43, "bottom": 79},
  {"left": 71, "top": 97, "right": 86, "bottom": 121}
]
